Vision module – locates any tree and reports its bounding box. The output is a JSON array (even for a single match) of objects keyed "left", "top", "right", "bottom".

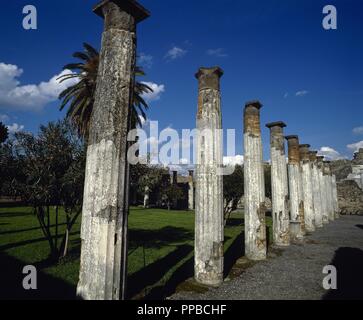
[
  {"left": 223, "top": 165, "right": 244, "bottom": 224},
  {"left": 0, "top": 122, "right": 8, "bottom": 144},
  {"left": 13, "top": 120, "right": 85, "bottom": 259},
  {"left": 264, "top": 164, "right": 272, "bottom": 199},
  {"left": 58, "top": 43, "right": 153, "bottom": 138},
  {"left": 164, "top": 184, "right": 184, "bottom": 210}
]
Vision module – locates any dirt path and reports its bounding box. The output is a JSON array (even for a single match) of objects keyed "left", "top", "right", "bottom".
[{"left": 172, "top": 215, "right": 363, "bottom": 300}]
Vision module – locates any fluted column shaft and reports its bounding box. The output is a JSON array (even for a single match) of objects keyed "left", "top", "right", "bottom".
[
  {"left": 266, "top": 122, "right": 290, "bottom": 246},
  {"left": 299, "top": 144, "right": 315, "bottom": 233},
  {"left": 309, "top": 152, "right": 323, "bottom": 228},
  {"left": 195, "top": 67, "right": 224, "bottom": 286},
  {"left": 77, "top": 0, "right": 150, "bottom": 300},
  {"left": 244, "top": 101, "right": 267, "bottom": 260},
  {"left": 317, "top": 156, "right": 329, "bottom": 224},
  {"left": 286, "top": 136, "right": 305, "bottom": 238}
]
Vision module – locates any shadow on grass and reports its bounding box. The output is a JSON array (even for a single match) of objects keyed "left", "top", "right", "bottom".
[
  {"left": 129, "top": 226, "right": 193, "bottom": 250},
  {"left": 137, "top": 233, "right": 245, "bottom": 300},
  {"left": 127, "top": 244, "right": 193, "bottom": 299},
  {"left": 0, "top": 252, "right": 77, "bottom": 300},
  {"left": 0, "top": 223, "right": 67, "bottom": 236},
  {"left": 323, "top": 247, "right": 363, "bottom": 300},
  {"left": 0, "top": 211, "right": 34, "bottom": 218},
  {"left": 0, "top": 231, "right": 79, "bottom": 252}
]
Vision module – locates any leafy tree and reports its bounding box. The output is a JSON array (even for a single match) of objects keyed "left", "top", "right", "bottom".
[
  {"left": 164, "top": 184, "right": 184, "bottom": 210},
  {"left": 223, "top": 165, "right": 244, "bottom": 224},
  {"left": 58, "top": 43, "right": 153, "bottom": 138},
  {"left": 0, "top": 122, "right": 8, "bottom": 144},
  {"left": 14, "top": 120, "right": 85, "bottom": 259}
]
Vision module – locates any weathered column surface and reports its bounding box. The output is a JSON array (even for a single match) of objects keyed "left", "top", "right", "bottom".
[
  {"left": 316, "top": 156, "right": 329, "bottom": 224},
  {"left": 309, "top": 151, "right": 323, "bottom": 228},
  {"left": 324, "top": 161, "right": 335, "bottom": 222},
  {"left": 195, "top": 67, "right": 224, "bottom": 286},
  {"left": 266, "top": 122, "right": 290, "bottom": 246},
  {"left": 332, "top": 174, "right": 339, "bottom": 218},
  {"left": 77, "top": 0, "right": 150, "bottom": 300},
  {"left": 188, "top": 170, "right": 194, "bottom": 210},
  {"left": 285, "top": 135, "right": 305, "bottom": 238},
  {"left": 360, "top": 170, "right": 363, "bottom": 190},
  {"left": 299, "top": 144, "right": 315, "bottom": 233},
  {"left": 244, "top": 101, "right": 266, "bottom": 260},
  {"left": 143, "top": 186, "right": 150, "bottom": 208}
]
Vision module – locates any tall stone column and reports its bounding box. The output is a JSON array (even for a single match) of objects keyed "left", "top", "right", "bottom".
[
  {"left": 77, "top": 0, "right": 150, "bottom": 300},
  {"left": 299, "top": 144, "right": 315, "bottom": 233},
  {"left": 332, "top": 174, "right": 339, "bottom": 219},
  {"left": 244, "top": 101, "right": 266, "bottom": 260},
  {"left": 360, "top": 169, "right": 363, "bottom": 190},
  {"left": 188, "top": 170, "right": 194, "bottom": 211},
  {"left": 285, "top": 135, "right": 305, "bottom": 239},
  {"left": 323, "top": 161, "right": 334, "bottom": 222},
  {"left": 266, "top": 122, "right": 290, "bottom": 246},
  {"left": 317, "top": 156, "right": 329, "bottom": 224},
  {"left": 309, "top": 151, "right": 323, "bottom": 228},
  {"left": 195, "top": 67, "right": 224, "bottom": 286},
  {"left": 143, "top": 186, "right": 150, "bottom": 208}
]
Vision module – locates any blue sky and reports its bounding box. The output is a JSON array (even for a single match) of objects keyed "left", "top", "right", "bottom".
[{"left": 0, "top": 0, "right": 363, "bottom": 165}]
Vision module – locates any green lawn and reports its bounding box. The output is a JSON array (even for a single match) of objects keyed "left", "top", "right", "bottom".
[{"left": 0, "top": 206, "right": 272, "bottom": 299}]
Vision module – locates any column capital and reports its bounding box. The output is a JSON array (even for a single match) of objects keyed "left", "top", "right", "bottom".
[
  {"left": 286, "top": 135, "right": 300, "bottom": 165},
  {"left": 309, "top": 151, "right": 318, "bottom": 162},
  {"left": 266, "top": 121, "right": 287, "bottom": 129},
  {"left": 244, "top": 101, "right": 263, "bottom": 135},
  {"left": 94, "top": 0, "right": 150, "bottom": 21},
  {"left": 299, "top": 144, "right": 311, "bottom": 161},
  {"left": 195, "top": 67, "right": 223, "bottom": 91}
]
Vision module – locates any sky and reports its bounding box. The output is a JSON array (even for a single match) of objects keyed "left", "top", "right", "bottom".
[{"left": 1, "top": 0, "right": 363, "bottom": 171}]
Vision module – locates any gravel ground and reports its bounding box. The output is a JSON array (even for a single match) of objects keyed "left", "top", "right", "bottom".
[{"left": 172, "top": 215, "right": 363, "bottom": 300}]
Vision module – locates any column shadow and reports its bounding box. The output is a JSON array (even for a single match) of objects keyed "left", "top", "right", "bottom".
[
  {"left": 0, "top": 252, "right": 77, "bottom": 300},
  {"left": 323, "top": 247, "right": 363, "bottom": 300}
]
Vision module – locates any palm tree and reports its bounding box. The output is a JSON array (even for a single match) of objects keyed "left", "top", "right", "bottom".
[
  {"left": 0, "top": 122, "right": 9, "bottom": 144},
  {"left": 58, "top": 43, "right": 153, "bottom": 138}
]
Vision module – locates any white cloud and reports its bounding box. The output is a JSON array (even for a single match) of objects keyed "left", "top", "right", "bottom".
[
  {"left": 141, "top": 82, "right": 165, "bottom": 103},
  {"left": 295, "top": 90, "right": 309, "bottom": 97},
  {"left": 0, "top": 114, "right": 9, "bottom": 122},
  {"left": 164, "top": 47, "right": 187, "bottom": 60},
  {"left": 138, "top": 53, "right": 153, "bottom": 69},
  {"left": 318, "top": 146, "right": 345, "bottom": 161},
  {"left": 283, "top": 93, "right": 289, "bottom": 99},
  {"left": 0, "top": 62, "right": 78, "bottom": 111},
  {"left": 7, "top": 123, "right": 24, "bottom": 133},
  {"left": 353, "top": 126, "right": 363, "bottom": 135},
  {"left": 347, "top": 141, "right": 363, "bottom": 153},
  {"left": 223, "top": 155, "right": 244, "bottom": 166},
  {"left": 207, "top": 48, "right": 228, "bottom": 58}
]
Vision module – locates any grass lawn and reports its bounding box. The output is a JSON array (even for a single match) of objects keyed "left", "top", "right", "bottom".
[{"left": 0, "top": 206, "right": 272, "bottom": 300}]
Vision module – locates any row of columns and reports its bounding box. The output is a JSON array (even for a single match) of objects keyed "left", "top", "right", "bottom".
[
  {"left": 194, "top": 68, "right": 340, "bottom": 286},
  {"left": 77, "top": 0, "right": 341, "bottom": 296}
]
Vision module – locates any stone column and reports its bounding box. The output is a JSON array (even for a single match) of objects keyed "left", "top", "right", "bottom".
[
  {"left": 309, "top": 151, "right": 323, "bottom": 228},
  {"left": 266, "top": 122, "right": 290, "bottom": 246},
  {"left": 143, "top": 186, "right": 150, "bottom": 208},
  {"left": 317, "top": 156, "right": 329, "bottom": 224},
  {"left": 299, "top": 144, "right": 315, "bottom": 233},
  {"left": 244, "top": 101, "right": 267, "bottom": 260},
  {"left": 285, "top": 135, "right": 305, "bottom": 238},
  {"left": 332, "top": 174, "right": 339, "bottom": 219},
  {"left": 323, "top": 161, "right": 334, "bottom": 222},
  {"left": 195, "top": 67, "right": 224, "bottom": 286},
  {"left": 360, "top": 169, "right": 363, "bottom": 190},
  {"left": 77, "top": 0, "right": 150, "bottom": 300},
  {"left": 188, "top": 170, "right": 194, "bottom": 210}
]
